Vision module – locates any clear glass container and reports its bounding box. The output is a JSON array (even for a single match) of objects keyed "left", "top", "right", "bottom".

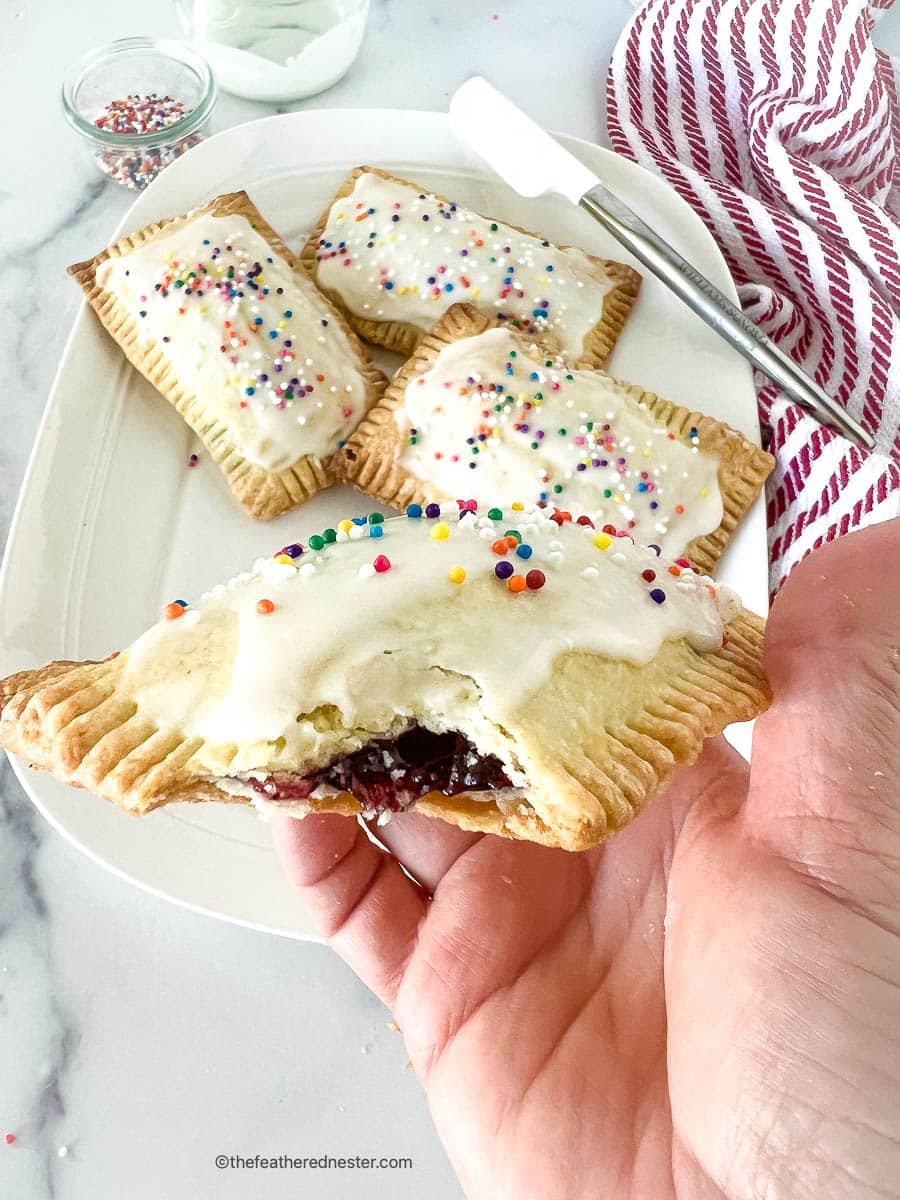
[
  {"left": 175, "top": 0, "right": 370, "bottom": 102},
  {"left": 61, "top": 37, "right": 216, "bottom": 191}
]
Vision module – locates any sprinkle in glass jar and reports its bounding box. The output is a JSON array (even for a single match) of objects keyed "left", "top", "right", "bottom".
[{"left": 62, "top": 38, "right": 215, "bottom": 191}]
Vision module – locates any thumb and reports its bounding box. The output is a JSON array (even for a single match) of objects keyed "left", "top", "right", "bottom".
[
  {"left": 745, "top": 518, "right": 900, "bottom": 924},
  {"left": 665, "top": 521, "right": 900, "bottom": 1198}
]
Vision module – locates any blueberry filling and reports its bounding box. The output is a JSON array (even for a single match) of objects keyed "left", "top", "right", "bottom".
[{"left": 242, "top": 726, "right": 513, "bottom": 816}]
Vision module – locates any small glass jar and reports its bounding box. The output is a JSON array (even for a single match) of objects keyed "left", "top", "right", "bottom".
[
  {"left": 175, "top": 0, "right": 370, "bottom": 103},
  {"left": 61, "top": 37, "right": 216, "bottom": 191}
]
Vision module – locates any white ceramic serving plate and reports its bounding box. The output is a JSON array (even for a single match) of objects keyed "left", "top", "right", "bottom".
[{"left": 0, "top": 110, "right": 768, "bottom": 939}]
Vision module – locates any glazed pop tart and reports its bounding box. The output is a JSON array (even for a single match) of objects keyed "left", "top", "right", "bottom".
[
  {"left": 69, "top": 191, "right": 386, "bottom": 520},
  {"left": 301, "top": 166, "right": 642, "bottom": 367},
  {"left": 334, "top": 305, "right": 774, "bottom": 574}
]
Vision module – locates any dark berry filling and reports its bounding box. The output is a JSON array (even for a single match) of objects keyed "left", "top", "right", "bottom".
[{"left": 241, "top": 726, "right": 513, "bottom": 816}]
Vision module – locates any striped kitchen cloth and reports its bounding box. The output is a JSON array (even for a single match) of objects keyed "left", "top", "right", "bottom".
[{"left": 607, "top": 0, "right": 900, "bottom": 591}]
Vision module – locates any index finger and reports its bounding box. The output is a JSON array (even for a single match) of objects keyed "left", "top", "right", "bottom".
[{"left": 272, "top": 811, "right": 427, "bottom": 1006}]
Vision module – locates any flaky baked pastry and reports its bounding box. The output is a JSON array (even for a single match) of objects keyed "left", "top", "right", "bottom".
[
  {"left": 0, "top": 506, "right": 768, "bottom": 851},
  {"left": 300, "top": 166, "right": 641, "bottom": 367},
  {"left": 69, "top": 191, "right": 386, "bottom": 520},
  {"left": 334, "top": 304, "right": 774, "bottom": 573}
]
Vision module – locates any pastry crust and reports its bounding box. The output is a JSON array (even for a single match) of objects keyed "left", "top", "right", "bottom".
[
  {"left": 0, "top": 615, "right": 768, "bottom": 854},
  {"left": 300, "top": 165, "right": 642, "bottom": 368},
  {"left": 0, "top": 612, "right": 767, "bottom": 850},
  {"left": 69, "top": 191, "right": 386, "bottom": 520},
  {"left": 334, "top": 304, "right": 774, "bottom": 574},
  {"left": 418, "top": 610, "right": 767, "bottom": 848}
]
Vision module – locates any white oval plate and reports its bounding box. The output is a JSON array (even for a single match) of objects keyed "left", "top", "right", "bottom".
[{"left": 0, "top": 110, "right": 767, "bottom": 939}]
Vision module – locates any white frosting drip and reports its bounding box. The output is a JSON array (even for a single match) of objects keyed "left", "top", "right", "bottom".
[
  {"left": 98, "top": 213, "right": 369, "bottom": 471},
  {"left": 313, "top": 173, "right": 616, "bottom": 360},
  {"left": 124, "top": 507, "right": 740, "bottom": 766},
  {"left": 395, "top": 329, "right": 723, "bottom": 556}
]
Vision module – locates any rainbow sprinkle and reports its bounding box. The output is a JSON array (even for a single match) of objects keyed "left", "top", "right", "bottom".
[
  {"left": 92, "top": 94, "right": 201, "bottom": 190},
  {"left": 164, "top": 502, "right": 716, "bottom": 632}
]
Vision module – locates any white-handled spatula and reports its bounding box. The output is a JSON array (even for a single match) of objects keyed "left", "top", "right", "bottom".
[{"left": 449, "top": 76, "right": 874, "bottom": 451}]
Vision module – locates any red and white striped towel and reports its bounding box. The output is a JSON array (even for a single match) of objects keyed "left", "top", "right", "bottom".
[{"left": 607, "top": 0, "right": 900, "bottom": 591}]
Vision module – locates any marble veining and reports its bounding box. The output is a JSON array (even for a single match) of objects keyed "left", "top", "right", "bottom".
[{"left": 0, "top": 759, "right": 78, "bottom": 1199}]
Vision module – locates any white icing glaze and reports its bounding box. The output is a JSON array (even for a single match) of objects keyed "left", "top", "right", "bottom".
[
  {"left": 124, "top": 507, "right": 740, "bottom": 770},
  {"left": 98, "top": 213, "right": 369, "bottom": 471},
  {"left": 313, "top": 173, "right": 616, "bottom": 359},
  {"left": 395, "top": 328, "right": 723, "bottom": 556}
]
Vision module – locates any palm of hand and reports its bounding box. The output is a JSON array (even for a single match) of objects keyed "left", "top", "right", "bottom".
[{"left": 275, "top": 524, "right": 900, "bottom": 1200}]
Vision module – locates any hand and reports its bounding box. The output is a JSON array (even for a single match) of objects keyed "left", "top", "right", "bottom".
[{"left": 274, "top": 521, "right": 900, "bottom": 1200}]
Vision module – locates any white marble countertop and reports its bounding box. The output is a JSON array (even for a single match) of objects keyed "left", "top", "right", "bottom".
[
  {"left": 0, "top": 3, "right": 637, "bottom": 1198},
  {"left": 3, "top": 3, "right": 900, "bottom": 1199}
]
